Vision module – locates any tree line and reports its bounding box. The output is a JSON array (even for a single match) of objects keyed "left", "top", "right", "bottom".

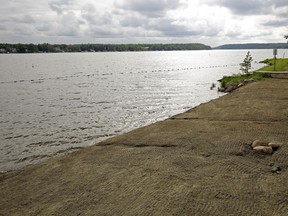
[
  {"left": 214, "top": 43, "right": 288, "bottom": 50},
  {"left": 0, "top": 43, "right": 211, "bottom": 53}
]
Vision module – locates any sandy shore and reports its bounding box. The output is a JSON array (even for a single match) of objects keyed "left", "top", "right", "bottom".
[{"left": 1, "top": 78, "right": 288, "bottom": 215}]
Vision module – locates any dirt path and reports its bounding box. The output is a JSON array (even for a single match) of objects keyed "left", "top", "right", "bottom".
[{"left": 1, "top": 78, "right": 288, "bottom": 216}]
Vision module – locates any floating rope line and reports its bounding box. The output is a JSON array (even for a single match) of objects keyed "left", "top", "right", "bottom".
[{"left": 0, "top": 64, "right": 243, "bottom": 85}]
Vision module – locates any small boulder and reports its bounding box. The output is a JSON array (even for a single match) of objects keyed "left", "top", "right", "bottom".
[
  {"left": 224, "top": 84, "right": 238, "bottom": 93},
  {"left": 251, "top": 140, "right": 266, "bottom": 148},
  {"left": 253, "top": 146, "right": 273, "bottom": 154},
  {"left": 218, "top": 87, "right": 225, "bottom": 92},
  {"left": 224, "top": 86, "right": 233, "bottom": 93},
  {"left": 237, "top": 83, "right": 245, "bottom": 88}
]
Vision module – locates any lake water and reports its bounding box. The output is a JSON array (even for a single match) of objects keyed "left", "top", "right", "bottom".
[{"left": 0, "top": 49, "right": 285, "bottom": 172}]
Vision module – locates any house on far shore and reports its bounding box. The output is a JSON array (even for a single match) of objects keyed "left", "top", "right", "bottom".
[
  {"left": 0, "top": 48, "right": 6, "bottom": 53},
  {"left": 54, "top": 47, "right": 64, "bottom": 52},
  {"left": 10, "top": 48, "right": 17, "bottom": 53}
]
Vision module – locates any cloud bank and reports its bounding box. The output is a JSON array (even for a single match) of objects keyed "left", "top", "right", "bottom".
[{"left": 0, "top": 0, "right": 287, "bottom": 46}]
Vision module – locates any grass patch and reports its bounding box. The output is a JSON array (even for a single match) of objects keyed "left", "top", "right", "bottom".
[
  {"left": 220, "top": 72, "right": 270, "bottom": 88},
  {"left": 258, "top": 58, "right": 288, "bottom": 71},
  {"left": 218, "top": 58, "right": 288, "bottom": 91}
]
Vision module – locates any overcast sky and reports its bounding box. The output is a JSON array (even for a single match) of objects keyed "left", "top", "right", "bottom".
[{"left": 0, "top": 0, "right": 287, "bottom": 46}]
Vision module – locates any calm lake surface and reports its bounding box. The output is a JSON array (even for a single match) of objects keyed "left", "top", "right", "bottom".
[{"left": 0, "top": 49, "right": 285, "bottom": 171}]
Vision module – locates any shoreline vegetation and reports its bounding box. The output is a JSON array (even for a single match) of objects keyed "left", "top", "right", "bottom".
[
  {"left": 0, "top": 42, "right": 288, "bottom": 54},
  {"left": 217, "top": 58, "right": 288, "bottom": 93},
  {"left": 0, "top": 43, "right": 211, "bottom": 53},
  {"left": 214, "top": 43, "right": 288, "bottom": 50}
]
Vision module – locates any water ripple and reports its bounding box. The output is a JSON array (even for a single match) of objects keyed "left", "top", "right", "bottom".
[{"left": 0, "top": 50, "right": 274, "bottom": 171}]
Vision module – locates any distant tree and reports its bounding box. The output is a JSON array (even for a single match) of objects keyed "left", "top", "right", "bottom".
[
  {"left": 0, "top": 43, "right": 212, "bottom": 53},
  {"left": 27, "top": 43, "right": 37, "bottom": 53},
  {"left": 285, "top": 35, "right": 288, "bottom": 43},
  {"left": 240, "top": 51, "right": 253, "bottom": 74}
]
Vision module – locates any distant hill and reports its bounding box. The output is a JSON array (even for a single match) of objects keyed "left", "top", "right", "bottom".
[{"left": 214, "top": 43, "right": 288, "bottom": 50}]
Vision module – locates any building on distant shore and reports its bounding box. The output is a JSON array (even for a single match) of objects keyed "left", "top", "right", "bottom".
[{"left": 10, "top": 48, "right": 17, "bottom": 53}]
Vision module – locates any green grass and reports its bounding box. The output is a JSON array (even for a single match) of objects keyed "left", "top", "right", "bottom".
[
  {"left": 220, "top": 72, "right": 270, "bottom": 88},
  {"left": 257, "top": 58, "right": 288, "bottom": 71},
  {"left": 219, "top": 58, "right": 288, "bottom": 88}
]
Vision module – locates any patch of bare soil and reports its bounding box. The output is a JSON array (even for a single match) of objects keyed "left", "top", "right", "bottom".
[{"left": 1, "top": 78, "right": 288, "bottom": 215}]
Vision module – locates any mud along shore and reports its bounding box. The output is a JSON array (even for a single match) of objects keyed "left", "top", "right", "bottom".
[{"left": 1, "top": 78, "right": 288, "bottom": 216}]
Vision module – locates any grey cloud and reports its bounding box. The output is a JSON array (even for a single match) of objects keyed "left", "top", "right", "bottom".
[
  {"left": 148, "top": 18, "right": 201, "bottom": 37},
  {"left": 215, "top": 0, "right": 268, "bottom": 15},
  {"left": 0, "top": 0, "right": 285, "bottom": 45},
  {"left": 116, "top": 12, "right": 198, "bottom": 38},
  {"left": 225, "top": 31, "right": 240, "bottom": 38},
  {"left": 204, "top": 0, "right": 287, "bottom": 46},
  {"left": 263, "top": 19, "right": 288, "bottom": 27},
  {"left": 49, "top": 0, "right": 74, "bottom": 14},
  {"left": 57, "top": 27, "right": 79, "bottom": 37},
  {"left": 116, "top": 0, "right": 182, "bottom": 17},
  {"left": 119, "top": 14, "right": 146, "bottom": 27},
  {"left": 36, "top": 24, "right": 54, "bottom": 32},
  {"left": 79, "top": 4, "right": 126, "bottom": 38},
  {"left": 138, "top": 18, "right": 202, "bottom": 37},
  {"left": 279, "top": 11, "right": 288, "bottom": 18},
  {"left": 88, "top": 26, "right": 122, "bottom": 38},
  {"left": 22, "top": 15, "right": 35, "bottom": 24},
  {"left": 114, "top": 1, "right": 197, "bottom": 38},
  {"left": 204, "top": 28, "right": 221, "bottom": 37},
  {"left": 82, "top": 11, "right": 112, "bottom": 25},
  {"left": 12, "top": 15, "right": 35, "bottom": 24},
  {"left": 208, "top": 0, "right": 287, "bottom": 15},
  {"left": 273, "top": 0, "right": 288, "bottom": 8},
  {"left": 61, "top": 11, "right": 83, "bottom": 25},
  {"left": 55, "top": 11, "right": 83, "bottom": 36},
  {"left": 0, "top": 24, "right": 7, "bottom": 31},
  {"left": 34, "top": 10, "right": 84, "bottom": 38},
  {"left": 274, "top": 7, "right": 288, "bottom": 18},
  {"left": 13, "top": 26, "right": 34, "bottom": 36}
]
